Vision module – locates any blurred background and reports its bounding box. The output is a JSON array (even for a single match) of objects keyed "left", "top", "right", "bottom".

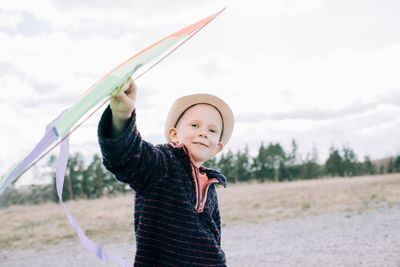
[
  {"left": 1, "top": 0, "right": 400, "bottom": 187},
  {"left": 1, "top": 1, "right": 400, "bottom": 266}
]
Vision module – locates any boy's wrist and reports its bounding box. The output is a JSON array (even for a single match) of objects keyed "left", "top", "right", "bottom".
[{"left": 111, "top": 112, "right": 132, "bottom": 138}]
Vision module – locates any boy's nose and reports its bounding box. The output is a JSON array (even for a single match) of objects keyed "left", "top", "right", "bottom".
[{"left": 198, "top": 131, "right": 208, "bottom": 138}]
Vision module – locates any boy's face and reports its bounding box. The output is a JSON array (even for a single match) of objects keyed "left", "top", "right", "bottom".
[{"left": 168, "top": 104, "right": 224, "bottom": 167}]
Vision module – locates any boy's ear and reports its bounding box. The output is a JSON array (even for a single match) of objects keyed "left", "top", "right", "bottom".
[
  {"left": 215, "top": 142, "right": 224, "bottom": 154},
  {"left": 168, "top": 128, "right": 179, "bottom": 143}
]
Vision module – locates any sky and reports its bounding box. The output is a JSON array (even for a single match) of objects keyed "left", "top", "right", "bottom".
[{"left": 1, "top": 0, "right": 400, "bottom": 185}]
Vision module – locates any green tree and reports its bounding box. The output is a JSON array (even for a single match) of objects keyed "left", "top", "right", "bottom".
[
  {"left": 394, "top": 155, "right": 400, "bottom": 173},
  {"left": 387, "top": 158, "right": 394, "bottom": 174},
  {"left": 47, "top": 154, "right": 59, "bottom": 202},
  {"left": 251, "top": 143, "right": 273, "bottom": 182},
  {"left": 234, "top": 146, "right": 251, "bottom": 182},
  {"left": 65, "top": 152, "right": 86, "bottom": 200},
  {"left": 286, "top": 139, "right": 301, "bottom": 180},
  {"left": 362, "top": 156, "right": 375, "bottom": 175},
  {"left": 300, "top": 146, "right": 320, "bottom": 179},
  {"left": 264, "top": 143, "right": 286, "bottom": 181},
  {"left": 47, "top": 153, "right": 85, "bottom": 201},
  {"left": 82, "top": 154, "right": 107, "bottom": 198},
  {"left": 218, "top": 150, "right": 236, "bottom": 183},
  {"left": 325, "top": 146, "right": 343, "bottom": 177},
  {"left": 379, "top": 164, "right": 385, "bottom": 174},
  {"left": 342, "top": 146, "right": 359, "bottom": 176},
  {"left": 203, "top": 157, "right": 218, "bottom": 169},
  {"left": 91, "top": 154, "right": 130, "bottom": 195}
]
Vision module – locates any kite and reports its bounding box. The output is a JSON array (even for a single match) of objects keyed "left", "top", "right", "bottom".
[{"left": 0, "top": 8, "right": 225, "bottom": 266}]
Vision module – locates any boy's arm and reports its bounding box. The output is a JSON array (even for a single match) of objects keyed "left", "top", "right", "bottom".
[{"left": 97, "top": 79, "right": 167, "bottom": 191}]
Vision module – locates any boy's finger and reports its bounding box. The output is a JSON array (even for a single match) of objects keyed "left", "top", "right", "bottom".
[
  {"left": 112, "top": 78, "right": 133, "bottom": 96},
  {"left": 125, "top": 79, "right": 137, "bottom": 96},
  {"left": 120, "top": 80, "right": 131, "bottom": 93},
  {"left": 118, "top": 91, "right": 133, "bottom": 106}
]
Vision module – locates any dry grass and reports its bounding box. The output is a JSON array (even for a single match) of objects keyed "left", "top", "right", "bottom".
[
  {"left": 1, "top": 174, "right": 399, "bottom": 251},
  {"left": 218, "top": 174, "right": 400, "bottom": 225}
]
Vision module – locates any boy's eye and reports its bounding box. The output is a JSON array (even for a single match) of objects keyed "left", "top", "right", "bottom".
[
  {"left": 191, "top": 124, "right": 198, "bottom": 128},
  {"left": 209, "top": 129, "right": 216, "bottom": 133}
]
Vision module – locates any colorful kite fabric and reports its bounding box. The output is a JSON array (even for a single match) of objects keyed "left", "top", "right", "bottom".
[
  {"left": 0, "top": 8, "right": 225, "bottom": 267},
  {"left": 0, "top": 8, "right": 224, "bottom": 195}
]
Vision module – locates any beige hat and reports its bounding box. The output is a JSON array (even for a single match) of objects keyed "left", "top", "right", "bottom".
[{"left": 164, "top": 93, "right": 234, "bottom": 145}]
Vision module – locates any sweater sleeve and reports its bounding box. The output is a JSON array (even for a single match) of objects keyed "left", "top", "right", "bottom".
[{"left": 97, "top": 106, "right": 167, "bottom": 192}]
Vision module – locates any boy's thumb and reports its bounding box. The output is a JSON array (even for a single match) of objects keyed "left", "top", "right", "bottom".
[
  {"left": 121, "top": 79, "right": 131, "bottom": 93},
  {"left": 118, "top": 90, "right": 125, "bottom": 99},
  {"left": 118, "top": 91, "right": 132, "bottom": 105}
]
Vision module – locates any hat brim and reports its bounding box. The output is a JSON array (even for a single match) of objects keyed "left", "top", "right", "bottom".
[{"left": 164, "top": 94, "right": 234, "bottom": 146}]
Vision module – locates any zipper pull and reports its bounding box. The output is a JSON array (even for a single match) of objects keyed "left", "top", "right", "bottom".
[{"left": 197, "top": 203, "right": 203, "bottom": 212}]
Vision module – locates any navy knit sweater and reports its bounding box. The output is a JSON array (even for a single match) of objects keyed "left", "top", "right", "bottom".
[{"left": 98, "top": 107, "right": 227, "bottom": 266}]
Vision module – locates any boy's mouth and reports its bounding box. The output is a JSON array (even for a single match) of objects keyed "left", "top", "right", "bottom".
[{"left": 193, "top": 142, "right": 208, "bottom": 148}]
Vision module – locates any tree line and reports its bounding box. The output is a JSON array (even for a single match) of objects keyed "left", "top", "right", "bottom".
[
  {"left": 205, "top": 140, "right": 400, "bottom": 183},
  {"left": 0, "top": 154, "right": 130, "bottom": 207},
  {"left": 1, "top": 139, "right": 400, "bottom": 207}
]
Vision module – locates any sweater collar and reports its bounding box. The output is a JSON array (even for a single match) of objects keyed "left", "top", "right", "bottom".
[{"left": 168, "top": 143, "right": 227, "bottom": 187}]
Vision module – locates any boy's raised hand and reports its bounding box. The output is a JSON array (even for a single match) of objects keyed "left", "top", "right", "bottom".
[
  {"left": 110, "top": 78, "right": 137, "bottom": 137},
  {"left": 110, "top": 78, "right": 137, "bottom": 121}
]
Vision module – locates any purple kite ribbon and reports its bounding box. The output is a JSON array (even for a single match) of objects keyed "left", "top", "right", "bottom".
[
  {"left": 2, "top": 107, "right": 130, "bottom": 265},
  {"left": 55, "top": 132, "right": 130, "bottom": 267},
  {"left": 0, "top": 110, "right": 66, "bottom": 194}
]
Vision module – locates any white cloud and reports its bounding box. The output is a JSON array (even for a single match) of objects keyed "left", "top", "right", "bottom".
[
  {"left": 0, "top": 10, "right": 23, "bottom": 28},
  {"left": 1, "top": 0, "right": 400, "bottom": 183}
]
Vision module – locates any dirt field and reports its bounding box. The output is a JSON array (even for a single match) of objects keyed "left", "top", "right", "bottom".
[{"left": 1, "top": 174, "right": 399, "bottom": 252}]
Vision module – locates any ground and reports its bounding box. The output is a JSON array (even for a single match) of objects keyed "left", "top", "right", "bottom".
[{"left": 1, "top": 174, "right": 399, "bottom": 266}]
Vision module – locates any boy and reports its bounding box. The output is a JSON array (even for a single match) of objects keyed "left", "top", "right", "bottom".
[{"left": 98, "top": 78, "right": 234, "bottom": 266}]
